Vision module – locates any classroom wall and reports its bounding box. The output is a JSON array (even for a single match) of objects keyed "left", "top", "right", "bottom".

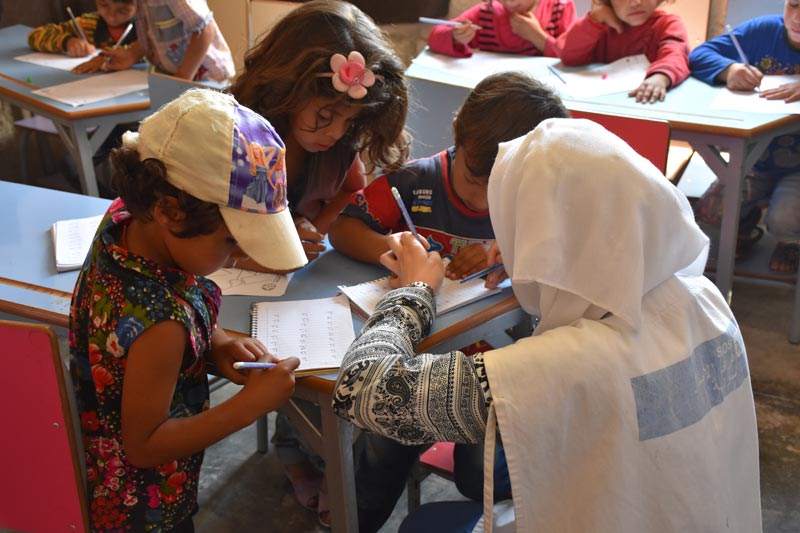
[{"left": 724, "top": 0, "right": 784, "bottom": 29}]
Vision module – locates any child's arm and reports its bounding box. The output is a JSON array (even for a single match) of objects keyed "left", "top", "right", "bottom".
[
  {"left": 121, "top": 321, "right": 299, "bottom": 467},
  {"left": 760, "top": 80, "right": 800, "bottom": 103},
  {"left": 174, "top": 23, "right": 215, "bottom": 80},
  {"left": 309, "top": 155, "right": 367, "bottom": 235},
  {"left": 640, "top": 15, "right": 690, "bottom": 93},
  {"left": 329, "top": 215, "right": 392, "bottom": 264},
  {"left": 101, "top": 40, "right": 144, "bottom": 71},
  {"left": 554, "top": 11, "right": 609, "bottom": 65},
  {"left": 541, "top": 0, "right": 578, "bottom": 57},
  {"left": 427, "top": 4, "right": 484, "bottom": 58},
  {"left": 509, "top": 11, "right": 549, "bottom": 53},
  {"left": 689, "top": 27, "right": 762, "bottom": 90},
  {"left": 28, "top": 19, "right": 95, "bottom": 56}
]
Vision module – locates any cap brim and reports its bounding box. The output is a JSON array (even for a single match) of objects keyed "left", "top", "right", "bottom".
[{"left": 220, "top": 207, "right": 307, "bottom": 271}]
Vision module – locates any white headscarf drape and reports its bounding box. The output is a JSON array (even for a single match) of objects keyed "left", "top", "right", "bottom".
[{"left": 480, "top": 118, "right": 760, "bottom": 533}]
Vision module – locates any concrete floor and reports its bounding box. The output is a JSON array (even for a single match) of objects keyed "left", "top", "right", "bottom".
[{"left": 194, "top": 282, "right": 800, "bottom": 533}]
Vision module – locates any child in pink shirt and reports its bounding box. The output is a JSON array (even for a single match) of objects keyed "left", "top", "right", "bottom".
[
  {"left": 555, "top": 0, "right": 689, "bottom": 103},
  {"left": 428, "top": 0, "right": 576, "bottom": 58}
]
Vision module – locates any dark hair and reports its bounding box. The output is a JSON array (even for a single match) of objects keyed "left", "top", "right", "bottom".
[
  {"left": 229, "top": 0, "right": 409, "bottom": 172},
  {"left": 594, "top": 0, "right": 672, "bottom": 6},
  {"left": 110, "top": 148, "right": 222, "bottom": 239},
  {"left": 455, "top": 71, "right": 569, "bottom": 179}
]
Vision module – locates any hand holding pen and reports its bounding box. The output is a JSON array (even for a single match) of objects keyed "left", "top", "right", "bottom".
[
  {"left": 724, "top": 24, "right": 762, "bottom": 92},
  {"left": 481, "top": 242, "right": 508, "bottom": 290},
  {"left": 65, "top": 6, "right": 96, "bottom": 57},
  {"left": 102, "top": 22, "right": 134, "bottom": 70}
]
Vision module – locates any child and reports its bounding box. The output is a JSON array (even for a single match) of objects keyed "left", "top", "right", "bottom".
[
  {"left": 330, "top": 72, "right": 569, "bottom": 531},
  {"left": 689, "top": 1, "right": 800, "bottom": 273},
  {"left": 555, "top": 0, "right": 690, "bottom": 103},
  {"left": 27, "top": 0, "right": 137, "bottom": 74},
  {"left": 229, "top": 0, "right": 409, "bottom": 274},
  {"left": 229, "top": 1, "right": 410, "bottom": 525},
  {"left": 334, "top": 118, "right": 761, "bottom": 532},
  {"left": 103, "top": 0, "right": 234, "bottom": 82},
  {"left": 428, "top": 0, "right": 576, "bottom": 59},
  {"left": 329, "top": 71, "right": 570, "bottom": 282},
  {"left": 69, "top": 88, "right": 307, "bottom": 531}
]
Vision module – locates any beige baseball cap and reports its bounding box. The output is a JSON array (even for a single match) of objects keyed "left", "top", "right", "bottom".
[{"left": 123, "top": 89, "right": 307, "bottom": 271}]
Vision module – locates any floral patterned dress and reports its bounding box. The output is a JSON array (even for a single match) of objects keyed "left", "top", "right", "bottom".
[{"left": 69, "top": 198, "right": 221, "bottom": 531}]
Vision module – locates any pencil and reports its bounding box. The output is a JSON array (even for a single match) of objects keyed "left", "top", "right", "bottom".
[
  {"left": 103, "top": 22, "right": 133, "bottom": 68},
  {"left": 66, "top": 6, "right": 89, "bottom": 43},
  {"left": 418, "top": 17, "right": 482, "bottom": 30},
  {"left": 547, "top": 64, "right": 566, "bottom": 84},
  {"left": 391, "top": 186, "right": 421, "bottom": 242},
  {"left": 725, "top": 24, "right": 760, "bottom": 91},
  {"left": 233, "top": 361, "right": 277, "bottom": 370},
  {"left": 459, "top": 263, "right": 505, "bottom": 283}
]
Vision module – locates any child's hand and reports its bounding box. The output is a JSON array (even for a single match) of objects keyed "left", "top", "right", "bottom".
[
  {"left": 209, "top": 335, "right": 275, "bottom": 385},
  {"left": 71, "top": 54, "right": 105, "bottom": 74},
  {"left": 452, "top": 21, "right": 477, "bottom": 45},
  {"left": 509, "top": 11, "right": 544, "bottom": 44},
  {"left": 446, "top": 244, "right": 489, "bottom": 280},
  {"left": 760, "top": 80, "right": 800, "bottom": 103},
  {"left": 380, "top": 232, "right": 444, "bottom": 292},
  {"left": 723, "top": 63, "right": 763, "bottom": 91},
  {"left": 629, "top": 73, "right": 670, "bottom": 103},
  {"left": 588, "top": 1, "right": 623, "bottom": 34},
  {"left": 100, "top": 47, "right": 140, "bottom": 71},
  {"left": 238, "top": 357, "right": 301, "bottom": 417},
  {"left": 484, "top": 242, "right": 508, "bottom": 290},
  {"left": 65, "top": 37, "right": 96, "bottom": 57},
  {"left": 294, "top": 216, "right": 326, "bottom": 261}
]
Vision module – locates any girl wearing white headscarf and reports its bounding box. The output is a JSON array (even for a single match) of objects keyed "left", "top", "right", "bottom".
[{"left": 333, "top": 118, "right": 761, "bottom": 532}]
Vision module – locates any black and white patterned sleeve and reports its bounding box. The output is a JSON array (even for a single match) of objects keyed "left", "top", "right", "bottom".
[{"left": 333, "top": 283, "right": 492, "bottom": 446}]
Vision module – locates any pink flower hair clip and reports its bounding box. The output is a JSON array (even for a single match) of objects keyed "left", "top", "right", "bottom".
[{"left": 323, "top": 51, "right": 381, "bottom": 99}]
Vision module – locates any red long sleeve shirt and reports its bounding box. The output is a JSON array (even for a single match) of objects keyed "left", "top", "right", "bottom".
[
  {"left": 555, "top": 10, "right": 690, "bottom": 88},
  {"left": 428, "top": 0, "right": 576, "bottom": 58}
]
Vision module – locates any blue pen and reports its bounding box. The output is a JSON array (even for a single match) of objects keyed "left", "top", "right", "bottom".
[
  {"left": 459, "top": 263, "right": 505, "bottom": 284},
  {"left": 391, "top": 186, "right": 421, "bottom": 242},
  {"left": 233, "top": 361, "right": 277, "bottom": 370}
]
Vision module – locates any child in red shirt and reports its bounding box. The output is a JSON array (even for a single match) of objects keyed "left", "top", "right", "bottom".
[
  {"left": 555, "top": 0, "right": 689, "bottom": 103},
  {"left": 428, "top": 0, "right": 576, "bottom": 58}
]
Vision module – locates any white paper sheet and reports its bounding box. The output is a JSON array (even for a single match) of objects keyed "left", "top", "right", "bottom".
[
  {"left": 549, "top": 54, "right": 651, "bottom": 99},
  {"left": 410, "top": 49, "right": 551, "bottom": 88},
  {"left": 32, "top": 69, "right": 147, "bottom": 107},
  {"left": 51, "top": 214, "right": 103, "bottom": 272},
  {"left": 250, "top": 294, "right": 355, "bottom": 373},
  {"left": 206, "top": 268, "right": 292, "bottom": 297},
  {"left": 709, "top": 75, "right": 800, "bottom": 114},
  {"left": 15, "top": 51, "right": 101, "bottom": 72}
]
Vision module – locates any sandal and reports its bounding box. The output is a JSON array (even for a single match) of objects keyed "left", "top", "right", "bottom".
[
  {"left": 318, "top": 476, "right": 331, "bottom": 529},
  {"left": 284, "top": 464, "right": 322, "bottom": 512},
  {"left": 769, "top": 241, "right": 800, "bottom": 273},
  {"left": 736, "top": 226, "right": 764, "bottom": 260}
]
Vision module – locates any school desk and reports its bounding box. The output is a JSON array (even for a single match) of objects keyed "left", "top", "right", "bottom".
[
  {"left": 405, "top": 48, "right": 800, "bottom": 304},
  {"left": 0, "top": 179, "right": 527, "bottom": 533},
  {"left": 0, "top": 25, "right": 151, "bottom": 197}
]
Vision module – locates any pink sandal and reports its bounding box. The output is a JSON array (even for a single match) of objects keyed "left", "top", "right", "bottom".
[{"left": 285, "top": 467, "right": 322, "bottom": 512}]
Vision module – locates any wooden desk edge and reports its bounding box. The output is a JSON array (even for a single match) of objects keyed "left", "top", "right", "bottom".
[{"left": 0, "top": 73, "right": 150, "bottom": 120}]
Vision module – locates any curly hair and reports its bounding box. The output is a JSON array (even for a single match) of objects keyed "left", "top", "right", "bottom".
[
  {"left": 110, "top": 147, "right": 223, "bottom": 239},
  {"left": 455, "top": 71, "right": 569, "bottom": 180},
  {"left": 229, "top": 0, "right": 409, "bottom": 172}
]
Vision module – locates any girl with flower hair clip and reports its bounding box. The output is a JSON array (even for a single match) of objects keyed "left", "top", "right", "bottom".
[
  {"left": 229, "top": 0, "right": 409, "bottom": 274},
  {"left": 228, "top": 0, "right": 409, "bottom": 526}
]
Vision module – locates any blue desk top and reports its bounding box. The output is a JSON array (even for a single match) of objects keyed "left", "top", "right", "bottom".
[{"left": 0, "top": 25, "right": 149, "bottom": 118}]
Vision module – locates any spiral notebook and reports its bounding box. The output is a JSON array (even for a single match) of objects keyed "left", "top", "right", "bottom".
[
  {"left": 249, "top": 294, "right": 355, "bottom": 375},
  {"left": 338, "top": 265, "right": 500, "bottom": 317}
]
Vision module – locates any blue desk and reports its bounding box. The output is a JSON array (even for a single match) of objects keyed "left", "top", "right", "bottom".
[
  {"left": 406, "top": 48, "right": 800, "bottom": 304},
  {"left": 0, "top": 25, "right": 152, "bottom": 197},
  {"left": 0, "top": 179, "right": 527, "bottom": 532}
]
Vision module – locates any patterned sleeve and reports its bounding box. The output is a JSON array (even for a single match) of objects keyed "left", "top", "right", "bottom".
[
  {"left": 333, "top": 283, "right": 492, "bottom": 446},
  {"left": 28, "top": 19, "right": 81, "bottom": 53}
]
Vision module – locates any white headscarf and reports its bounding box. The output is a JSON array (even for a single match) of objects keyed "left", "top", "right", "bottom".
[
  {"left": 480, "top": 118, "right": 760, "bottom": 533},
  {"left": 488, "top": 118, "right": 709, "bottom": 332}
]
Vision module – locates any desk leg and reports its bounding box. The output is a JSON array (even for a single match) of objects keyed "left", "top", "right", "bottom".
[
  {"left": 681, "top": 134, "right": 774, "bottom": 303},
  {"left": 320, "top": 402, "right": 358, "bottom": 533},
  {"left": 54, "top": 121, "right": 107, "bottom": 197}
]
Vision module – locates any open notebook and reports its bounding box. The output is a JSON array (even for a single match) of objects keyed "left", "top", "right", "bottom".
[
  {"left": 51, "top": 214, "right": 103, "bottom": 272},
  {"left": 338, "top": 262, "right": 501, "bottom": 317},
  {"left": 250, "top": 294, "right": 355, "bottom": 375}
]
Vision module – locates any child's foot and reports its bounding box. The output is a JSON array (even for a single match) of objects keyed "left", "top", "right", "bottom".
[
  {"left": 284, "top": 462, "right": 322, "bottom": 511},
  {"left": 769, "top": 241, "right": 800, "bottom": 273}
]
